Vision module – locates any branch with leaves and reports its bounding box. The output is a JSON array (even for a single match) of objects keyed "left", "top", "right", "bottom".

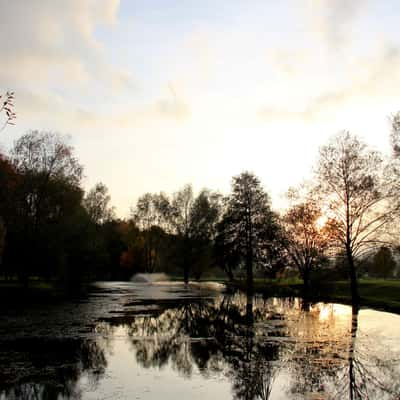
[{"left": 0, "top": 91, "right": 16, "bottom": 132}]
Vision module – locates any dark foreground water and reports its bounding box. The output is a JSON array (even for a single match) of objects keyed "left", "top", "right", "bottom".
[{"left": 1, "top": 282, "right": 400, "bottom": 400}]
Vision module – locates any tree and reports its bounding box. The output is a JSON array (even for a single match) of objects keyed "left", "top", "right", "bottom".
[
  {"left": 369, "top": 246, "right": 397, "bottom": 279},
  {"left": 11, "top": 130, "right": 83, "bottom": 239},
  {"left": 118, "top": 220, "right": 146, "bottom": 278},
  {"left": 315, "top": 131, "right": 395, "bottom": 301},
  {"left": 167, "top": 185, "right": 221, "bottom": 282},
  {"left": 215, "top": 215, "right": 241, "bottom": 281},
  {"left": 7, "top": 131, "right": 85, "bottom": 283},
  {"left": 83, "top": 182, "right": 115, "bottom": 225},
  {"left": 0, "top": 90, "right": 16, "bottom": 263},
  {"left": 132, "top": 192, "right": 171, "bottom": 232},
  {"left": 0, "top": 154, "right": 20, "bottom": 274},
  {"left": 281, "top": 198, "right": 329, "bottom": 290},
  {"left": 218, "top": 172, "right": 277, "bottom": 292},
  {"left": 11, "top": 130, "right": 83, "bottom": 185},
  {"left": 131, "top": 192, "right": 171, "bottom": 273},
  {"left": 390, "top": 112, "right": 400, "bottom": 158},
  {"left": 187, "top": 189, "right": 221, "bottom": 279},
  {"left": 81, "top": 183, "right": 116, "bottom": 279}
]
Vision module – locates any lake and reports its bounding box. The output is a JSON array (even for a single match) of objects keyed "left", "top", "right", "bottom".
[{"left": 1, "top": 281, "right": 399, "bottom": 399}]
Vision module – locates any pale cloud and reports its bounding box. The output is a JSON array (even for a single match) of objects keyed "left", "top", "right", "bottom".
[
  {"left": 14, "top": 85, "right": 190, "bottom": 131},
  {"left": 13, "top": 89, "right": 100, "bottom": 130},
  {"left": 153, "top": 84, "right": 190, "bottom": 120},
  {"left": 266, "top": 49, "right": 310, "bottom": 78},
  {"left": 0, "top": 0, "right": 133, "bottom": 91},
  {"left": 260, "top": 43, "right": 400, "bottom": 123},
  {"left": 305, "top": 0, "right": 364, "bottom": 46}
]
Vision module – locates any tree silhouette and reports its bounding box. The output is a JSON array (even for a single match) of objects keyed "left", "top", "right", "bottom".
[
  {"left": 218, "top": 172, "right": 278, "bottom": 292},
  {"left": 6, "top": 131, "right": 85, "bottom": 283}
]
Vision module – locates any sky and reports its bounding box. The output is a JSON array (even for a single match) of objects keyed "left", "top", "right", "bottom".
[{"left": 1, "top": 0, "right": 400, "bottom": 216}]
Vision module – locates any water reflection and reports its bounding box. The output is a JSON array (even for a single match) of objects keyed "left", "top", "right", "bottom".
[
  {"left": 344, "top": 306, "right": 400, "bottom": 400},
  {"left": 0, "top": 338, "right": 106, "bottom": 400},
  {"left": 1, "top": 283, "right": 400, "bottom": 399},
  {"left": 98, "top": 291, "right": 400, "bottom": 400}
]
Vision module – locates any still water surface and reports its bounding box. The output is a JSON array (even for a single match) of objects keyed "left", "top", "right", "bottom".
[{"left": 1, "top": 281, "right": 400, "bottom": 399}]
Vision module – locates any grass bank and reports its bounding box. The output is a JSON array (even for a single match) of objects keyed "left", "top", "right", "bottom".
[{"left": 227, "top": 278, "right": 400, "bottom": 314}]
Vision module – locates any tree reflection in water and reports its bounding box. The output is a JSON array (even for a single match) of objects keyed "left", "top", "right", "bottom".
[
  {"left": 285, "top": 300, "right": 400, "bottom": 400},
  {"left": 105, "top": 293, "right": 400, "bottom": 400},
  {"left": 0, "top": 338, "right": 106, "bottom": 400},
  {"left": 2, "top": 291, "right": 399, "bottom": 400},
  {"left": 343, "top": 306, "right": 400, "bottom": 400},
  {"left": 107, "top": 294, "right": 284, "bottom": 400}
]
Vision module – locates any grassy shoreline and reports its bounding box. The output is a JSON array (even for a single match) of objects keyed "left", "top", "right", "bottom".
[{"left": 226, "top": 278, "right": 400, "bottom": 314}]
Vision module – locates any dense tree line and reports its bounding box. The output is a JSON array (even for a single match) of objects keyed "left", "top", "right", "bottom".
[
  {"left": 1, "top": 114, "right": 400, "bottom": 294},
  {"left": 0, "top": 131, "right": 122, "bottom": 289}
]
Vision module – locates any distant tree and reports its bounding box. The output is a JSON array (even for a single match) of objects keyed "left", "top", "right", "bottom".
[
  {"left": 388, "top": 112, "right": 400, "bottom": 240},
  {"left": 118, "top": 220, "right": 147, "bottom": 277},
  {"left": 81, "top": 183, "right": 116, "bottom": 279},
  {"left": 0, "top": 91, "right": 16, "bottom": 132},
  {"left": 281, "top": 198, "right": 329, "bottom": 290},
  {"left": 188, "top": 190, "right": 221, "bottom": 242},
  {"left": 169, "top": 185, "right": 195, "bottom": 282},
  {"left": 168, "top": 185, "right": 221, "bottom": 282},
  {"left": 218, "top": 172, "right": 277, "bottom": 292},
  {"left": 100, "top": 219, "right": 127, "bottom": 280},
  {"left": 170, "top": 184, "right": 194, "bottom": 235},
  {"left": 131, "top": 192, "right": 171, "bottom": 273},
  {"left": 315, "top": 132, "right": 396, "bottom": 301},
  {"left": 83, "top": 182, "right": 115, "bottom": 225},
  {"left": 187, "top": 189, "right": 221, "bottom": 279},
  {"left": 132, "top": 192, "right": 171, "bottom": 232},
  {"left": 369, "top": 246, "right": 397, "bottom": 279},
  {"left": 390, "top": 112, "right": 400, "bottom": 158}
]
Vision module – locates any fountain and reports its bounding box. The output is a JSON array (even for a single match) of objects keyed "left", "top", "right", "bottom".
[{"left": 130, "top": 273, "right": 169, "bottom": 283}]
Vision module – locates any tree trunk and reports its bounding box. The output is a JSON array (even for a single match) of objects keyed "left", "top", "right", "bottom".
[
  {"left": 225, "top": 266, "right": 234, "bottom": 282},
  {"left": 246, "top": 291, "right": 254, "bottom": 326},
  {"left": 183, "top": 265, "right": 189, "bottom": 284},
  {"left": 346, "top": 247, "right": 359, "bottom": 304},
  {"left": 246, "top": 247, "right": 253, "bottom": 296},
  {"left": 183, "top": 238, "right": 190, "bottom": 284},
  {"left": 302, "top": 268, "right": 311, "bottom": 295}
]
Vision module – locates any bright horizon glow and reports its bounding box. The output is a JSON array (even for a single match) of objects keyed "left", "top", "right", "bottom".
[{"left": 1, "top": 1, "right": 399, "bottom": 217}]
